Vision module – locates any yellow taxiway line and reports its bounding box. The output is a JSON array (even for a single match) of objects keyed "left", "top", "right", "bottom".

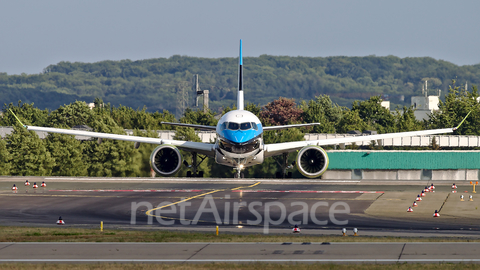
[{"left": 145, "top": 182, "right": 261, "bottom": 217}]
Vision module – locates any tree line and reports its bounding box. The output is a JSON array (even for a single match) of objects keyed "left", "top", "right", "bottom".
[
  {"left": 0, "top": 81, "right": 478, "bottom": 177},
  {"left": 1, "top": 55, "right": 480, "bottom": 117}
]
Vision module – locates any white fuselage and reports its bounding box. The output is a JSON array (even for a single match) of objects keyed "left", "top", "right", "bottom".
[{"left": 215, "top": 110, "right": 264, "bottom": 169}]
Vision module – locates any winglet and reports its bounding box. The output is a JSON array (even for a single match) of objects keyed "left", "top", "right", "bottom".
[
  {"left": 453, "top": 111, "right": 471, "bottom": 130},
  {"left": 9, "top": 109, "right": 27, "bottom": 128}
]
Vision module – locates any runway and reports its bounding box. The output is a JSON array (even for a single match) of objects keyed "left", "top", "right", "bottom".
[
  {"left": 1, "top": 177, "right": 480, "bottom": 232},
  {"left": 2, "top": 177, "right": 480, "bottom": 264},
  {"left": 1, "top": 242, "right": 480, "bottom": 263}
]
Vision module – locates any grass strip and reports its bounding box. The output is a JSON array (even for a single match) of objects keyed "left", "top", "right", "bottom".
[{"left": 0, "top": 226, "right": 479, "bottom": 243}]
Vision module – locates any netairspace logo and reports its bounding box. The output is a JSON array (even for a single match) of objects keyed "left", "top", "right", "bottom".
[{"left": 131, "top": 195, "right": 350, "bottom": 234}]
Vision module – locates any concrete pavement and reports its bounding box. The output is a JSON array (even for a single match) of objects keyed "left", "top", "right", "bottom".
[{"left": 0, "top": 242, "right": 480, "bottom": 263}]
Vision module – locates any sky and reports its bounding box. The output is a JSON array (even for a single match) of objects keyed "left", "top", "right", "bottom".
[{"left": 1, "top": 0, "right": 480, "bottom": 75}]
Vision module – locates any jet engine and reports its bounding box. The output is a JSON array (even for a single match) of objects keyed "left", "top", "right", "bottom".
[
  {"left": 296, "top": 146, "right": 329, "bottom": 178},
  {"left": 150, "top": 145, "right": 182, "bottom": 176}
]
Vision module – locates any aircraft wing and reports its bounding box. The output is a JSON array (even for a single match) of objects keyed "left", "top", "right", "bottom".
[
  {"left": 161, "top": 122, "right": 217, "bottom": 131},
  {"left": 25, "top": 126, "right": 216, "bottom": 156},
  {"left": 263, "top": 123, "right": 321, "bottom": 131},
  {"left": 263, "top": 112, "right": 470, "bottom": 158}
]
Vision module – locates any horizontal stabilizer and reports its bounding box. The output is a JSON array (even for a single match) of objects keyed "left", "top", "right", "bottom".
[
  {"left": 263, "top": 123, "right": 321, "bottom": 131},
  {"left": 161, "top": 122, "right": 217, "bottom": 131}
]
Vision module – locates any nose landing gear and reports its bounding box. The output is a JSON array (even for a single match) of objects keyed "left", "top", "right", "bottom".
[{"left": 234, "top": 160, "right": 246, "bottom": 178}]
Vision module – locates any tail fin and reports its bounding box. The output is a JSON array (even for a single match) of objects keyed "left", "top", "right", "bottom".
[{"left": 237, "top": 39, "right": 244, "bottom": 110}]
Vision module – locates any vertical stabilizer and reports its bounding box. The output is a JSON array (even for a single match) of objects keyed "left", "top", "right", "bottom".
[{"left": 237, "top": 39, "right": 244, "bottom": 110}]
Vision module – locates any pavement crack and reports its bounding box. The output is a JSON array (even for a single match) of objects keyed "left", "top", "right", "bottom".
[
  {"left": 0, "top": 243, "right": 14, "bottom": 253},
  {"left": 397, "top": 243, "right": 406, "bottom": 261},
  {"left": 184, "top": 243, "right": 210, "bottom": 263},
  {"left": 438, "top": 193, "right": 451, "bottom": 213}
]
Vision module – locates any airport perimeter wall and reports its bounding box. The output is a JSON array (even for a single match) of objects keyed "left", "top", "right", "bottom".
[{"left": 323, "top": 150, "right": 480, "bottom": 181}]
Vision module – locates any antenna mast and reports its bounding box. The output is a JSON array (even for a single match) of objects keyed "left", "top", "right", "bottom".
[
  {"left": 194, "top": 74, "right": 209, "bottom": 113},
  {"left": 176, "top": 81, "right": 189, "bottom": 118}
]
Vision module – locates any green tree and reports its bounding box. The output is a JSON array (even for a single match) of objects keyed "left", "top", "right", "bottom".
[
  {"left": 336, "top": 109, "right": 368, "bottom": 133},
  {"left": 245, "top": 103, "right": 261, "bottom": 117},
  {"left": 427, "top": 81, "right": 480, "bottom": 135},
  {"left": 6, "top": 124, "right": 54, "bottom": 176},
  {"left": 0, "top": 138, "right": 12, "bottom": 175},
  {"left": 45, "top": 133, "right": 88, "bottom": 176},
  {"left": 394, "top": 106, "right": 423, "bottom": 132},
  {"left": 181, "top": 108, "right": 218, "bottom": 126},
  {"left": 84, "top": 139, "right": 142, "bottom": 177},
  {"left": 351, "top": 96, "right": 395, "bottom": 133},
  {"left": 301, "top": 95, "right": 343, "bottom": 133},
  {"left": 46, "top": 101, "right": 96, "bottom": 128},
  {"left": 1, "top": 101, "right": 49, "bottom": 126}
]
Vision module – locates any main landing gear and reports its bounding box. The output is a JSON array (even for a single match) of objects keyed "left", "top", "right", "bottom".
[
  {"left": 274, "top": 152, "right": 295, "bottom": 179},
  {"left": 184, "top": 152, "right": 206, "bottom": 177}
]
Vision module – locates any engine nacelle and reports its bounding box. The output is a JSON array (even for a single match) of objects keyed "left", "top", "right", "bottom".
[
  {"left": 150, "top": 145, "right": 182, "bottom": 176},
  {"left": 296, "top": 146, "right": 329, "bottom": 178}
]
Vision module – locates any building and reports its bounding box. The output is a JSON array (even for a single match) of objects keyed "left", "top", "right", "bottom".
[{"left": 411, "top": 80, "right": 440, "bottom": 121}]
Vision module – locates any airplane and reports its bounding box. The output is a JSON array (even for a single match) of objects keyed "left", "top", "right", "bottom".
[{"left": 10, "top": 40, "right": 470, "bottom": 179}]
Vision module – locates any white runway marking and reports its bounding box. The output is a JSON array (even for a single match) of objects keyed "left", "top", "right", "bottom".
[{"left": 233, "top": 190, "right": 383, "bottom": 193}]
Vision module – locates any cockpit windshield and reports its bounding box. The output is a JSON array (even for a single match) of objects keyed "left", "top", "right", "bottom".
[
  {"left": 222, "top": 122, "right": 255, "bottom": 131},
  {"left": 227, "top": 122, "right": 239, "bottom": 130},
  {"left": 240, "top": 122, "right": 251, "bottom": 130}
]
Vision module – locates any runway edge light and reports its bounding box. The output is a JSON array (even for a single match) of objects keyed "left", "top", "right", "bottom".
[{"left": 56, "top": 216, "right": 65, "bottom": 225}]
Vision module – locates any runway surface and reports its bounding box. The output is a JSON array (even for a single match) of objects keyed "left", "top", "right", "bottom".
[
  {"left": 1, "top": 177, "right": 480, "bottom": 233},
  {"left": 2, "top": 177, "right": 480, "bottom": 264},
  {"left": 1, "top": 242, "right": 480, "bottom": 263}
]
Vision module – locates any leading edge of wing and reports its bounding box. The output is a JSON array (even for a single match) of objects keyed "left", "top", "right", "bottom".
[
  {"left": 26, "top": 126, "right": 215, "bottom": 154},
  {"left": 264, "top": 127, "right": 456, "bottom": 157},
  {"left": 161, "top": 122, "right": 217, "bottom": 130}
]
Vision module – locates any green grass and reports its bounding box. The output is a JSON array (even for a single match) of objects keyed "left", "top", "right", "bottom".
[{"left": 0, "top": 226, "right": 479, "bottom": 243}]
